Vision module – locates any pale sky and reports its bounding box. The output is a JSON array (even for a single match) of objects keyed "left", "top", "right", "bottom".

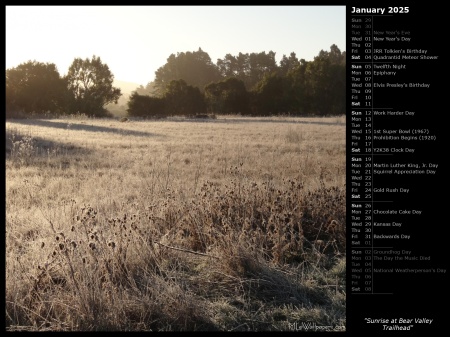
[{"left": 6, "top": 6, "right": 346, "bottom": 86}]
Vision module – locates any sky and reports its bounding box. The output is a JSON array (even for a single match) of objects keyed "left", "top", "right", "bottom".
[{"left": 6, "top": 6, "right": 346, "bottom": 86}]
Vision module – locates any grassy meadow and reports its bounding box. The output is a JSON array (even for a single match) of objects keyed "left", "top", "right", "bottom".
[{"left": 5, "top": 115, "right": 346, "bottom": 331}]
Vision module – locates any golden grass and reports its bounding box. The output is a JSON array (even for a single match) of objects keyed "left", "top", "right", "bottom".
[{"left": 6, "top": 115, "right": 346, "bottom": 331}]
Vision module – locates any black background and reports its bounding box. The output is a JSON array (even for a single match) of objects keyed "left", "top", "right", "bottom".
[{"left": 346, "top": 3, "right": 447, "bottom": 335}]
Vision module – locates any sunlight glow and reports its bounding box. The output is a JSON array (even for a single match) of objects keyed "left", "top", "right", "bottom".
[{"left": 6, "top": 6, "right": 345, "bottom": 86}]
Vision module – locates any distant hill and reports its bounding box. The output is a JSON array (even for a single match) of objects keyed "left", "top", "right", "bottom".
[
  {"left": 106, "top": 80, "right": 142, "bottom": 117},
  {"left": 114, "top": 79, "right": 142, "bottom": 100}
]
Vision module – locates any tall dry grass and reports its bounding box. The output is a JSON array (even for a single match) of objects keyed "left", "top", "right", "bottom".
[{"left": 5, "top": 115, "right": 346, "bottom": 331}]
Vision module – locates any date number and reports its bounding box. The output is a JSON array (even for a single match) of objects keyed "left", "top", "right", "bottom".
[{"left": 388, "top": 7, "right": 409, "bottom": 13}]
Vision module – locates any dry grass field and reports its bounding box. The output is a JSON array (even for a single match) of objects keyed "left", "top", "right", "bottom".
[{"left": 5, "top": 115, "right": 346, "bottom": 331}]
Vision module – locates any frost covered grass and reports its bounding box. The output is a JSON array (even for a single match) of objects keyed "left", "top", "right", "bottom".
[{"left": 6, "top": 115, "right": 346, "bottom": 331}]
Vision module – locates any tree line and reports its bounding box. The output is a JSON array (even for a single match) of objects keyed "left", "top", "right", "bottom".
[
  {"left": 6, "top": 45, "right": 345, "bottom": 118},
  {"left": 6, "top": 55, "right": 121, "bottom": 118}
]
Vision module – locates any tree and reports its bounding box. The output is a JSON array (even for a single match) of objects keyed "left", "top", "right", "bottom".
[
  {"left": 65, "top": 55, "right": 122, "bottom": 117},
  {"left": 127, "top": 92, "right": 165, "bottom": 118},
  {"left": 6, "top": 60, "right": 66, "bottom": 116},
  {"left": 251, "top": 74, "right": 287, "bottom": 116},
  {"left": 163, "top": 79, "right": 206, "bottom": 116},
  {"left": 249, "top": 51, "right": 278, "bottom": 85},
  {"left": 285, "top": 58, "right": 310, "bottom": 115},
  {"left": 204, "top": 77, "right": 250, "bottom": 114},
  {"left": 134, "top": 81, "right": 158, "bottom": 96},
  {"left": 216, "top": 52, "right": 249, "bottom": 79},
  {"left": 279, "top": 52, "right": 300, "bottom": 77},
  {"left": 304, "top": 45, "right": 346, "bottom": 115},
  {"left": 328, "top": 43, "right": 346, "bottom": 66},
  {"left": 217, "top": 51, "right": 278, "bottom": 90},
  {"left": 154, "top": 48, "right": 221, "bottom": 95}
]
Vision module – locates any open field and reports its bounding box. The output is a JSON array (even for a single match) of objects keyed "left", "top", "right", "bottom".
[{"left": 5, "top": 115, "right": 346, "bottom": 331}]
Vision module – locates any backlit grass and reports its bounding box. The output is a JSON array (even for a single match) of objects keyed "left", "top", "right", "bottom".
[{"left": 6, "top": 115, "right": 346, "bottom": 331}]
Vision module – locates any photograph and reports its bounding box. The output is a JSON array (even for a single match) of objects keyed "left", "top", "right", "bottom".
[{"left": 5, "top": 5, "right": 346, "bottom": 331}]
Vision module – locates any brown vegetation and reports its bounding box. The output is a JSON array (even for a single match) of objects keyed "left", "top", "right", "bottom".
[{"left": 5, "top": 115, "right": 346, "bottom": 331}]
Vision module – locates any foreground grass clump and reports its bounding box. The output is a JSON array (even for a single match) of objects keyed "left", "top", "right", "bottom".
[{"left": 6, "top": 115, "right": 346, "bottom": 331}]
